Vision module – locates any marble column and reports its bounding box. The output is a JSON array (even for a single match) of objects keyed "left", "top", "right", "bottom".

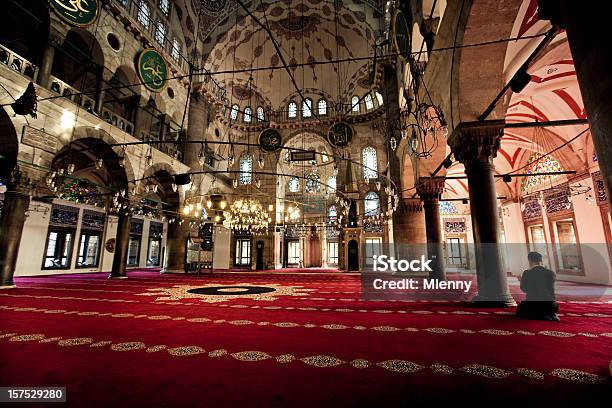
[
  {"left": 538, "top": 0, "right": 612, "bottom": 204},
  {"left": 0, "top": 173, "right": 31, "bottom": 288},
  {"left": 417, "top": 179, "right": 446, "bottom": 280},
  {"left": 109, "top": 213, "right": 130, "bottom": 279},
  {"left": 164, "top": 220, "right": 189, "bottom": 273},
  {"left": 448, "top": 120, "right": 515, "bottom": 306}
]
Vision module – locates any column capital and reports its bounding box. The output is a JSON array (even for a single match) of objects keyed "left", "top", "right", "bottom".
[
  {"left": 5, "top": 166, "right": 34, "bottom": 195},
  {"left": 448, "top": 120, "right": 504, "bottom": 166},
  {"left": 416, "top": 178, "right": 445, "bottom": 203},
  {"left": 395, "top": 198, "right": 423, "bottom": 215}
]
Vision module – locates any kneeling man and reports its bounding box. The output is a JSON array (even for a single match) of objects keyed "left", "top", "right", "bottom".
[{"left": 517, "top": 252, "right": 560, "bottom": 321}]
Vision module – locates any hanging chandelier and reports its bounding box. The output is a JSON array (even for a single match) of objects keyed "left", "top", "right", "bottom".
[{"left": 223, "top": 198, "right": 271, "bottom": 232}]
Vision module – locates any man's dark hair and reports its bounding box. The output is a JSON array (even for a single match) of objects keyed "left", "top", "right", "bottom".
[{"left": 528, "top": 252, "right": 543, "bottom": 263}]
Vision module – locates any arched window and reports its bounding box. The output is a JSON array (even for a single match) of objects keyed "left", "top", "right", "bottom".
[
  {"left": 170, "top": 38, "right": 181, "bottom": 62},
  {"left": 318, "top": 99, "right": 327, "bottom": 115},
  {"left": 364, "top": 93, "right": 374, "bottom": 110},
  {"left": 351, "top": 96, "right": 360, "bottom": 112},
  {"left": 362, "top": 146, "right": 378, "bottom": 180},
  {"left": 243, "top": 106, "right": 252, "bottom": 123},
  {"left": 154, "top": 19, "right": 166, "bottom": 46},
  {"left": 137, "top": 1, "right": 150, "bottom": 27},
  {"left": 328, "top": 205, "right": 337, "bottom": 223},
  {"left": 288, "top": 177, "right": 300, "bottom": 192},
  {"left": 364, "top": 191, "right": 380, "bottom": 216},
  {"left": 239, "top": 155, "right": 252, "bottom": 185},
  {"left": 326, "top": 175, "right": 336, "bottom": 192},
  {"left": 230, "top": 104, "right": 239, "bottom": 120},
  {"left": 159, "top": 0, "right": 170, "bottom": 16},
  {"left": 521, "top": 153, "right": 564, "bottom": 193},
  {"left": 288, "top": 101, "right": 297, "bottom": 118},
  {"left": 302, "top": 98, "right": 313, "bottom": 118},
  {"left": 375, "top": 91, "right": 384, "bottom": 106},
  {"left": 256, "top": 106, "right": 265, "bottom": 121},
  {"left": 305, "top": 172, "right": 320, "bottom": 193}
]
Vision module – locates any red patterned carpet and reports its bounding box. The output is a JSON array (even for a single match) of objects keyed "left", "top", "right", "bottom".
[{"left": 1, "top": 270, "right": 611, "bottom": 407}]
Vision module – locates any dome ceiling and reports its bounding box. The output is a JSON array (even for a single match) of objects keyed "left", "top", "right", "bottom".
[{"left": 189, "top": 0, "right": 385, "bottom": 109}]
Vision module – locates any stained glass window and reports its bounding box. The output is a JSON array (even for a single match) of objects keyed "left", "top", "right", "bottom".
[
  {"left": 302, "top": 98, "right": 312, "bottom": 118},
  {"left": 288, "top": 101, "right": 297, "bottom": 118},
  {"left": 364, "top": 94, "right": 374, "bottom": 110},
  {"left": 439, "top": 201, "right": 458, "bottom": 215},
  {"left": 364, "top": 191, "right": 380, "bottom": 216},
  {"left": 328, "top": 205, "right": 337, "bottom": 222},
  {"left": 288, "top": 177, "right": 300, "bottom": 192},
  {"left": 243, "top": 107, "right": 252, "bottom": 123},
  {"left": 326, "top": 176, "right": 336, "bottom": 192},
  {"left": 318, "top": 99, "right": 327, "bottom": 115},
  {"left": 362, "top": 146, "right": 378, "bottom": 180},
  {"left": 351, "top": 96, "right": 360, "bottom": 112},
  {"left": 239, "top": 155, "right": 252, "bottom": 185},
  {"left": 375, "top": 91, "right": 384, "bottom": 106},
  {"left": 305, "top": 172, "right": 320, "bottom": 193},
  {"left": 137, "top": 1, "right": 150, "bottom": 27},
  {"left": 521, "top": 153, "right": 563, "bottom": 192},
  {"left": 257, "top": 106, "right": 265, "bottom": 121},
  {"left": 230, "top": 104, "right": 239, "bottom": 120}
]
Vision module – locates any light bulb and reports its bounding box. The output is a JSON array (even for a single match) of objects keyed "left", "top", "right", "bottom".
[
  {"left": 220, "top": 200, "right": 227, "bottom": 210},
  {"left": 197, "top": 202, "right": 202, "bottom": 210},
  {"left": 206, "top": 200, "right": 212, "bottom": 209},
  {"left": 183, "top": 207, "right": 190, "bottom": 215}
]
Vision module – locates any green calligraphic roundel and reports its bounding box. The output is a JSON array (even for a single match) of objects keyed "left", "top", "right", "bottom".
[
  {"left": 327, "top": 122, "right": 353, "bottom": 147},
  {"left": 258, "top": 128, "right": 282, "bottom": 152},
  {"left": 392, "top": 10, "right": 411, "bottom": 63},
  {"left": 49, "top": 0, "right": 100, "bottom": 27},
  {"left": 138, "top": 48, "right": 169, "bottom": 92}
]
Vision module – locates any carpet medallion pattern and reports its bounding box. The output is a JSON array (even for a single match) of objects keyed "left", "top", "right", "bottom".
[{"left": 0, "top": 270, "right": 610, "bottom": 407}]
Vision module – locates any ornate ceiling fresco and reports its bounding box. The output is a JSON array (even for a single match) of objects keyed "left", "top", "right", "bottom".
[{"left": 180, "top": 0, "right": 385, "bottom": 109}]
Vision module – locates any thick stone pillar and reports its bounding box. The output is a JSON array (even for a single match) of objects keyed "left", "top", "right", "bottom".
[
  {"left": 109, "top": 213, "right": 130, "bottom": 279},
  {"left": 448, "top": 120, "right": 515, "bottom": 306},
  {"left": 417, "top": 179, "right": 446, "bottom": 280},
  {"left": 393, "top": 198, "right": 426, "bottom": 262},
  {"left": 94, "top": 67, "right": 106, "bottom": 115},
  {"left": 0, "top": 189, "right": 30, "bottom": 288},
  {"left": 184, "top": 93, "right": 210, "bottom": 167},
  {"left": 36, "top": 26, "right": 64, "bottom": 89},
  {"left": 132, "top": 96, "right": 144, "bottom": 138},
  {"left": 538, "top": 0, "right": 612, "bottom": 203},
  {"left": 164, "top": 221, "right": 189, "bottom": 273}
]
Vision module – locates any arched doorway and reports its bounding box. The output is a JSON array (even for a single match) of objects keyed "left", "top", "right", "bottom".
[
  {"left": 347, "top": 239, "right": 359, "bottom": 271},
  {"left": 276, "top": 132, "right": 338, "bottom": 269}
]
